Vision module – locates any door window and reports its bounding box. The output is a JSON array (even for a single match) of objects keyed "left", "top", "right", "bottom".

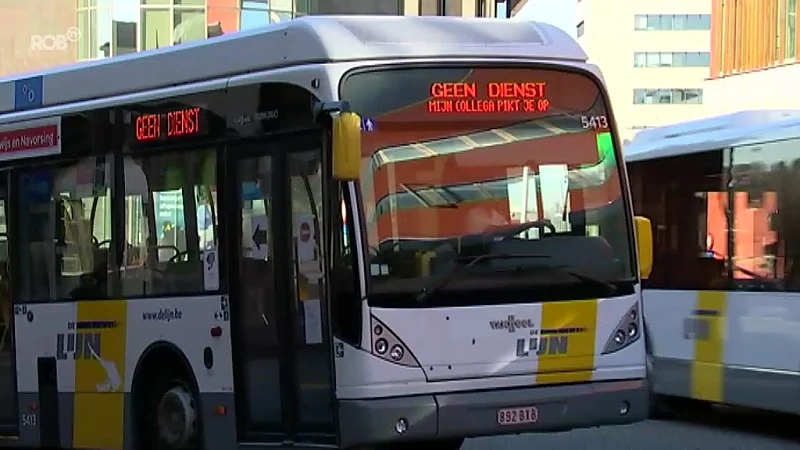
[
  {"left": 237, "top": 154, "right": 282, "bottom": 426},
  {"left": 287, "top": 151, "right": 333, "bottom": 427}
]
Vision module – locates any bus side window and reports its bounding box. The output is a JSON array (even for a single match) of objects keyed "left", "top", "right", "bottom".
[
  {"left": 18, "top": 158, "right": 116, "bottom": 302},
  {"left": 331, "top": 184, "right": 361, "bottom": 347},
  {"left": 121, "top": 150, "right": 218, "bottom": 298}
]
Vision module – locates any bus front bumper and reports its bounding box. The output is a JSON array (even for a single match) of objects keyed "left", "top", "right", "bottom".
[{"left": 337, "top": 378, "right": 648, "bottom": 447}]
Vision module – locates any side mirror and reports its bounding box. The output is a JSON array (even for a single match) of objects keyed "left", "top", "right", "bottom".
[
  {"left": 331, "top": 112, "right": 362, "bottom": 181},
  {"left": 634, "top": 216, "right": 653, "bottom": 280}
]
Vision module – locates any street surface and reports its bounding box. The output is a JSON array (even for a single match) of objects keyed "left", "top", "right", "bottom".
[
  {"left": 465, "top": 406, "right": 800, "bottom": 450},
  {"left": 3, "top": 350, "right": 800, "bottom": 449}
]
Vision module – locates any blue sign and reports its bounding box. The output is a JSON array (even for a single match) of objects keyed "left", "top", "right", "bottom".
[
  {"left": 21, "top": 169, "right": 52, "bottom": 203},
  {"left": 361, "top": 118, "right": 376, "bottom": 132},
  {"left": 14, "top": 76, "right": 43, "bottom": 111},
  {"left": 241, "top": 182, "right": 262, "bottom": 201}
]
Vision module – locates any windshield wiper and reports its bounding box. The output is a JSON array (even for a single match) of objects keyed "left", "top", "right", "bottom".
[
  {"left": 535, "top": 265, "right": 619, "bottom": 295},
  {"left": 415, "top": 253, "right": 551, "bottom": 304},
  {"left": 415, "top": 257, "right": 620, "bottom": 305}
]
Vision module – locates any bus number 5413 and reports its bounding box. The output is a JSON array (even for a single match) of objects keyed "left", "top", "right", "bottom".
[
  {"left": 581, "top": 115, "right": 609, "bottom": 129},
  {"left": 21, "top": 413, "right": 37, "bottom": 427}
]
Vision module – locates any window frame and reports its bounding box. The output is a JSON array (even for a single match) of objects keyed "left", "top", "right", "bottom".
[
  {"left": 634, "top": 14, "right": 712, "bottom": 31},
  {"left": 119, "top": 145, "right": 221, "bottom": 299},
  {"left": 632, "top": 88, "right": 705, "bottom": 104},
  {"left": 632, "top": 136, "right": 800, "bottom": 292},
  {"left": 14, "top": 155, "right": 119, "bottom": 304}
]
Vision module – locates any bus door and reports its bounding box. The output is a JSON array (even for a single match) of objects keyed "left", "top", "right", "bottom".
[
  {"left": 0, "top": 171, "right": 15, "bottom": 437},
  {"left": 230, "top": 134, "right": 336, "bottom": 441}
]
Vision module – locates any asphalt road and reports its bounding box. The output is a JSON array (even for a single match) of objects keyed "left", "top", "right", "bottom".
[{"left": 464, "top": 406, "right": 800, "bottom": 450}]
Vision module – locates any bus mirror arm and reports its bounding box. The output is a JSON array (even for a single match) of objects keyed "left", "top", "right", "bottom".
[{"left": 313, "top": 100, "right": 352, "bottom": 122}]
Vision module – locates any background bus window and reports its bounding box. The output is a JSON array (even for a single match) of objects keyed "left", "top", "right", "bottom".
[
  {"left": 730, "top": 138, "right": 800, "bottom": 291},
  {"left": 18, "top": 158, "right": 114, "bottom": 302},
  {"left": 633, "top": 150, "right": 728, "bottom": 290},
  {"left": 122, "top": 149, "right": 218, "bottom": 297}
]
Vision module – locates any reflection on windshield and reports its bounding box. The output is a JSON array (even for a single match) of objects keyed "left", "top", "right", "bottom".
[
  {"left": 341, "top": 66, "right": 635, "bottom": 305},
  {"left": 371, "top": 131, "right": 617, "bottom": 238}
]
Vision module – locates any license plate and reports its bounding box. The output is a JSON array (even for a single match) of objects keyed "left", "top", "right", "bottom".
[{"left": 496, "top": 406, "right": 539, "bottom": 426}]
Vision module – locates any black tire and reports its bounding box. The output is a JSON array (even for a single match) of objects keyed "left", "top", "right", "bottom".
[
  {"left": 137, "top": 365, "right": 202, "bottom": 450},
  {"left": 649, "top": 393, "right": 674, "bottom": 419}
]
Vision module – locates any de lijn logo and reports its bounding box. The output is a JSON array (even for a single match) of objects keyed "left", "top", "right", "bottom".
[{"left": 31, "top": 27, "right": 81, "bottom": 51}]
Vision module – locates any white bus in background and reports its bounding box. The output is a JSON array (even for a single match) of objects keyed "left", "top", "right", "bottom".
[
  {"left": 626, "top": 110, "right": 800, "bottom": 415},
  {"left": 0, "top": 15, "right": 652, "bottom": 450}
]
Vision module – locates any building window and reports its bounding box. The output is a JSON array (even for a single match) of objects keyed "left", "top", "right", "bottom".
[
  {"left": 417, "top": 0, "right": 461, "bottom": 16},
  {"left": 787, "top": 0, "right": 797, "bottom": 59},
  {"left": 77, "top": 3, "right": 113, "bottom": 60},
  {"left": 476, "top": 0, "right": 486, "bottom": 17},
  {"left": 577, "top": 21, "right": 585, "bottom": 37},
  {"left": 419, "top": 0, "right": 462, "bottom": 16},
  {"left": 240, "top": 0, "right": 296, "bottom": 30},
  {"left": 495, "top": 0, "right": 509, "bottom": 18},
  {"left": 419, "top": 0, "right": 439, "bottom": 15},
  {"left": 443, "top": 0, "right": 462, "bottom": 16},
  {"left": 634, "top": 14, "right": 711, "bottom": 31},
  {"left": 141, "top": 8, "right": 172, "bottom": 50},
  {"left": 173, "top": 8, "right": 207, "bottom": 44},
  {"left": 633, "top": 88, "right": 704, "bottom": 104},
  {"left": 633, "top": 52, "right": 711, "bottom": 67}
]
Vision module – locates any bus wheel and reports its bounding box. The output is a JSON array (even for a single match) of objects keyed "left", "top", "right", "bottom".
[{"left": 141, "top": 372, "right": 201, "bottom": 450}]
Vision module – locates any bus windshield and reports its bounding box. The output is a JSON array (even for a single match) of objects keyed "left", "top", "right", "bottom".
[{"left": 340, "top": 66, "right": 635, "bottom": 307}]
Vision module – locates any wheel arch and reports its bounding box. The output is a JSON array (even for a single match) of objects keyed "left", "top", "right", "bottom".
[{"left": 131, "top": 340, "right": 199, "bottom": 391}]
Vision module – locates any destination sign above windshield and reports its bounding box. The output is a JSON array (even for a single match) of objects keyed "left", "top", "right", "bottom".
[{"left": 427, "top": 82, "right": 551, "bottom": 114}]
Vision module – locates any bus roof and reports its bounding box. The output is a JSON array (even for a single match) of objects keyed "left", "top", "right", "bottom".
[
  {"left": 624, "top": 109, "right": 800, "bottom": 163},
  {"left": 0, "top": 15, "right": 584, "bottom": 115}
]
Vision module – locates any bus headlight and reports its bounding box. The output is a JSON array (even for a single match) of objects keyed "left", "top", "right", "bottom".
[
  {"left": 602, "top": 303, "right": 642, "bottom": 355},
  {"left": 370, "top": 316, "right": 420, "bottom": 368},
  {"left": 389, "top": 345, "right": 404, "bottom": 361}
]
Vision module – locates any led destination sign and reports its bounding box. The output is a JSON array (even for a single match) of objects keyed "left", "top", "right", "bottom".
[
  {"left": 427, "top": 82, "right": 551, "bottom": 114},
  {"left": 134, "top": 106, "right": 207, "bottom": 142}
]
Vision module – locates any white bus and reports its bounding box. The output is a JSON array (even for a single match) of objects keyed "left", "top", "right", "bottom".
[
  {"left": 0, "top": 15, "right": 652, "bottom": 450},
  {"left": 626, "top": 110, "right": 800, "bottom": 415}
]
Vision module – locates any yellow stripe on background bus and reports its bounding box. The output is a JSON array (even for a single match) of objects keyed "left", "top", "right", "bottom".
[{"left": 690, "top": 291, "right": 726, "bottom": 403}]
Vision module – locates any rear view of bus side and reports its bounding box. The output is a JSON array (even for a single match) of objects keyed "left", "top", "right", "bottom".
[
  {"left": 0, "top": 16, "right": 653, "bottom": 450},
  {"left": 627, "top": 110, "right": 800, "bottom": 415}
]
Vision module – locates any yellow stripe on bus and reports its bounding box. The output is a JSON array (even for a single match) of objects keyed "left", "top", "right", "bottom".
[
  {"left": 72, "top": 300, "right": 128, "bottom": 450},
  {"left": 536, "top": 299, "right": 598, "bottom": 384},
  {"left": 690, "top": 291, "right": 726, "bottom": 403}
]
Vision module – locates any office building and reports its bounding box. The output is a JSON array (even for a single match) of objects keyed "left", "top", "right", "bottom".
[
  {"left": 576, "top": 0, "right": 711, "bottom": 142},
  {"left": 705, "top": 0, "right": 800, "bottom": 114},
  {"left": 0, "top": 0, "right": 524, "bottom": 78}
]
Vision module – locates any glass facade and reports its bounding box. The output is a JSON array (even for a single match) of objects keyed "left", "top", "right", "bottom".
[
  {"left": 1, "top": 0, "right": 500, "bottom": 73},
  {"left": 633, "top": 52, "right": 711, "bottom": 68},
  {"left": 632, "top": 88, "right": 704, "bottom": 105},
  {"left": 75, "top": 0, "right": 309, "bottom": 60}
]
